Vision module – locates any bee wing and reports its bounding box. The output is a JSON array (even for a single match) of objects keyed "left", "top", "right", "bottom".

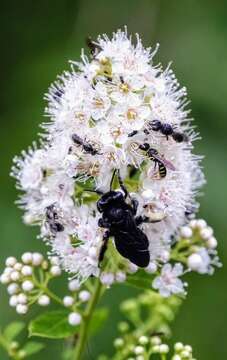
[
  {"left": 161, "top": 158, "right": 176, "bottom": 171},
  {"left": 114, "top": 228, "right": 150, "bottom": 267},
  {"left": 153, "top": 153, "right": 176, "bottom": 171}
]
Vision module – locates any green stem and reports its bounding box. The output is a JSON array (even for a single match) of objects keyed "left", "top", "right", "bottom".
[
  {"left": 0, "top": 332, "right": 9, "bottom": 352},
  {"left": 72, "top": 278, "right": 103, "bottom": 360},
  {"left": 32, "top": 274, "right": 63, "bottom": 306}
]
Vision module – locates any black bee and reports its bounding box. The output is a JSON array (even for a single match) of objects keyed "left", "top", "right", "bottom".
[
  {"left": 86, "top": 36, "right": 102, "bottom": 56},
  {"left": 97, "top": 170, "right": 162, "bottom": 267},
  {"left": 72, "top": 133, "right": 100, "bottom": 156},
  {"left": 139, "top": 143, "right": 176, "bottom": 178},
  {"left": 148, "top": 120, "right": 187, "bottom": 142},
  {"left": 46, "top": 204, "right": 64, "bottom": 234}
]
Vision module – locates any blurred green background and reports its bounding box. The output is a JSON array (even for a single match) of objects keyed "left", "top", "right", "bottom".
[{"left": 1, "top": 0, "right": 227, "bottom": 358}]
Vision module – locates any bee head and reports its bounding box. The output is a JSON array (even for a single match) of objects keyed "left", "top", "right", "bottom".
[{"left": 97, "top": 191, "right": 124, "bottom": 213}]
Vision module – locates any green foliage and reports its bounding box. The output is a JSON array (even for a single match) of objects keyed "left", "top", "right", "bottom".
[
  {"left": 21, "top": 341, "right": 45, "bottom": 357},
  {"left": 3, "top": 322, "right": 25, "bottom": 342},
  {"left": 0, "top": 321, "right": 44, "bottom": 359},
  {"left": 88, "top": 307, "right": 109, "bottom": 337},
  {"left": 126, "top": 270, "right": 154, "bottom": 290},
  {"left": 29, "top": 310, "right": 80, "bottom": 339}
]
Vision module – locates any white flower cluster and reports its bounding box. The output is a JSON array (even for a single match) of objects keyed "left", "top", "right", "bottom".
[
  {"left": 152, "top": 218, "right": 221, "bottom": 297},
  {"left": 0, "top": 253, "right": 61, "bottom": 314},
  {"left": 113, "top": 334, "right": 196, "bottom": 360},
  {"left": 12, "top": 29, "right": 205, "bottom": 284}
]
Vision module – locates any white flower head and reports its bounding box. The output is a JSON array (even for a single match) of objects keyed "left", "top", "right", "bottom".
[{"left": 11, "top": 29, "right": 206, "bottom": 285}]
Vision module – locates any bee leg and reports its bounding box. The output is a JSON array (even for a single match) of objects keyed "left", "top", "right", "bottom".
[
  {"left": 135, "top": 215, "right": 162, "bottom": 225},
  {"left": 98, "top": 218, "right": 111, "bottom": 228},
  {"left": 98, "top": 230, "right": 111, "bottom": 265},
  {"left": 131, "top": 198, "right": 139, "bottom": 215}
]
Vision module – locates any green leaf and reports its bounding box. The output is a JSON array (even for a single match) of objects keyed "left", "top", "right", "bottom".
[
  {"left": 22, "top": 341, "right": 45, "bottom": 357},
  {"left": 28, "top": 310, "right": 80, "bottom": 339},
  {"left": 3, "top": 322, "right": 25, "bottom": 341},
  {"left": 126, "top": 270, "right": 153, "bottom": 290},
  {"left": 88, "top": 307, "right": 109, "bottom": 337}
]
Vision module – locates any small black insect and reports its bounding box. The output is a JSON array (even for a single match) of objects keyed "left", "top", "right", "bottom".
[
  {"left": 53, "top": 88, "right": 64, "bottom": 103},
  {"left": 128, "top": 120, "right": 187, "bottom": 143},
  {"left": 72, "top": 133, "right": 100, "bottom": 156},
  {"left": 128, "top": 130, "right": 138, "bottom": 137},
  {"left": 148, "top": 120, "right": 187, "bottom": 142},
  {"left": 46, "top": 204, "right": 64, "bottom": 234},
  {"left": 139, "top": 143, "right": 176, "bottom": 178},
  {"left": 96, "top": 170, "right": 162, "bottom": 267},
  {"left": 86, "top": 36, "right": 102, "bottom": 56}
]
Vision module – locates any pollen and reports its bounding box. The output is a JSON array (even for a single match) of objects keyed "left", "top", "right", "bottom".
[
  {"left": 94, "top": 98, "right": 104, "bottom": 108},
  {"left": 127, "top": 108, "right": 137, "bottom": 121},
  {"left": 119, "top": 82, "right": 130, "bottom": 93}
]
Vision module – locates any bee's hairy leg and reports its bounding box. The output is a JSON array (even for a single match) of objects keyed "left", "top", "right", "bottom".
[
  {"left": 131, "top": 198, "right": 139, "bottom": 215},
  {"left": 98, "top": 218, "right": 111, "bottom": 228},
  {"left": 98, "top": 230, "right": 111, "bottom": 265},
  {"left": 135, "top": 215, "right": 162, "bottom": 226}
]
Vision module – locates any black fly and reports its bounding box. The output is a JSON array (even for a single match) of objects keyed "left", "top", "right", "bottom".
[
  {"left": 96, "top": 170, "right": 162, "bottom": 267},
  {"left": 46, "top": 204, "right": 64, "bottom": 234},
  {"left": 72, "top": 133, "right": 100, "bottom": 156}
]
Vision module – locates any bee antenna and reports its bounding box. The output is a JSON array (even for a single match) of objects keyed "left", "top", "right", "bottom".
[{"left": 110, "top": 169, "right": 117, "bottom": 190}]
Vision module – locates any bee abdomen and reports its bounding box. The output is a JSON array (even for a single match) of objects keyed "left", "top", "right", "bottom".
[{"left": 158, "top": 163, "right": 167, "bottom": 178}]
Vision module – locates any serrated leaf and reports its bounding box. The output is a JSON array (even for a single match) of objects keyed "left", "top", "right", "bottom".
[
  {"left": 88, "top": 307, "right": 109, "bottom": 337},
  {"left": 4, "top": 322, "right": 25, "bottom": 341},
  {"left": 28, "top": 310, "right": 80, "bottom": 339},
  {"left": 126, "top": 270, "right": 153, "bottom": 290},
  {"left": 22, "top": 341, "right": 45, "bottom": 357}
]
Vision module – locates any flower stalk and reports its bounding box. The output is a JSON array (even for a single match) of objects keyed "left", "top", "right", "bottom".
[{"left": 73, "top": 278, "right": 103, "bottom": 360}]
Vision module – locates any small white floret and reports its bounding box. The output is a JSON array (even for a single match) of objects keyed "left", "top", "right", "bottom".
[
  {"left": 180, "top": 226, "right": 193, "bottom": 238},
  {"left": 38, "top": 295, "right": 50, "bottom": 306},
  {"left": 115, "top": 271, "right": 126, "bottom": 283},
  {"left": 21, "top": 252, "right": 33, "bottom": 264},
  {"left": 63, "top": 296, "right": 74, "bottom": 307},
  {"left": 17, "top": 293, "right": 28, "bottom": 304},
  {"left": 145, "top": 262, "right": 157, "bottom": 274},
  {"left": 9, "top": 295, "right": 18, "bottom": 307},
  {"left": 7, "top": 283, "right": 19, "bottom": 295},
  {"left": 207, "top": 236, "right": 218, "bottom": 249},
  {"left": 134, "top": 346, "right": 144, "bottom": 355},
  {"left": 68, "top": 312, "right": 82, "bottom": 326},
  {"left": 16, "top": 304, "right": 28, "bottom": 315},
  {"left": 14, "top": 263, "right": 23, "bottom": 271},
  {"left": 100, "top": 272, "right": 115, "bottom": 286},
  {"left": 21, "top": 265, "right": 33, "bottom": 276},
  {"left": 10, "top": 271, "right": 20, "bottom": 282},
  {"left": 187, "top": 253, "right": 203, "bottom": 271},
  {"left": 50, "top": 265, "right": 61, "bottom": 276},
  {"left": 0, "top": 273, "right": 11, "bottom": 284},
  {"left": 159, "top": 344, "right": 169, "bottom": 354},
  {"left": 200, "top": 227, "right": 213, "bottom": 240},
  {"left": 68, "top": 279, "right": 80, "bottom": 292},
  {"left": 79, "top": 290, "right": 90, "bottom": 302},
  {"left": 32, "top": 253, "right": 43, "bottom": 266},
  {"left": 5, "top": 257, "right": 17, "bottom": 267},
  {"left": 22, "top": 280, "right": 34, "bottom": 292}
]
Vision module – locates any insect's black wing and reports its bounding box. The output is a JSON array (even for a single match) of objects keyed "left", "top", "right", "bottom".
[{"left": 114, "top": 227, "right": 150, "bottom": 267}]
